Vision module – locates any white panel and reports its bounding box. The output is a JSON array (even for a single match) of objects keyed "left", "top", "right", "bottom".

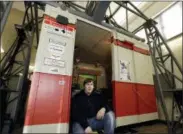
[
  {"left": 116, "top": 115, "right": 139, "bottom": 127},
  {"left": 23, "top": 123, "right": 68, "bottom": 133},
  {"left": 138, "top": 112, "right": 158, "bottom": 122},
  {"left": 34, "top": 12, "right": 76, "bottom": 75},
  {"left": 116, "top": 112, "right": 158, "bottom": 127},
  {"left": 111, "top": 44, "right": 118, "bottom": 81},
  {"left": 133, "top": 52, "right": 154, "bottom": 84},
  {"left": 112, "top": 32, "right": 135, "bottom": 83},
  {"left": 117, "top": 46, "right": 135, "bottom": 83}
]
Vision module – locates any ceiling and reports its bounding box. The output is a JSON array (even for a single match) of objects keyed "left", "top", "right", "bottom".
[{"left": 75, "top": 20, "right": 112, "bottom": 65}]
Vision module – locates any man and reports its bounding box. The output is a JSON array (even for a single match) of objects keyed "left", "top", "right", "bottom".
[{"left": 71, "top": 78, "right": 115, "bottom": 134}]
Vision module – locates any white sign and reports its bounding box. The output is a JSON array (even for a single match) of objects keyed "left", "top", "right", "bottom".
[
  {"left": 51, "top": 54, "right": 61, "bottom": 60},
  {"left": 49, "top": 67, "right": 60, "bottom": 73},
  {"left": 44, "top": 58, "right": 65, "bottom": 67},
  {"left": 44, "top": 24, "right": 73, "bottom": 38},
  {"left": 119, "top": 60, "right": 131, "bottom": 81},
  {"left": 48, "top": 43, "right": 65, "bottom": 54},
  {"left": 48, "top": 38, "right": 66, "bottom": 55}
]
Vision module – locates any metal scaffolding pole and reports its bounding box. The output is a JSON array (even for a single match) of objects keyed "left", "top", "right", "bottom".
[
  {"left": 144, "top": 19, "right": 183, "bottom": 134},
  {"left": 0, "top": 1, "right": 13, "bottom": 34},
  {"left": 0, "top": 2, "right": 41, "bottom": 133}
]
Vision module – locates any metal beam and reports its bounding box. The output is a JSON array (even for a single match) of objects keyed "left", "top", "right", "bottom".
[
  {"left": 92, "top": 1, "right": 111, "bottom": 23},
  {"left": 68, "top": 8, "right": 145, "bottom": 42},
  {"left": 128, "top": 1, "right": 149, "bottom": 20},
  {"left": 153, "top": 25, "right": 182, "bottom": 74},
  {"left": 108, "top": 5, "right": 121, "bottom": 19},
  {"left": 115, "top": 1, "right": 147, "bottom": 20},
  {"left": 0, "top": 2, "right": 13, "bottom": 34},
  {"left": 34, "top": 3, "right": 39, "bottom": 48}
]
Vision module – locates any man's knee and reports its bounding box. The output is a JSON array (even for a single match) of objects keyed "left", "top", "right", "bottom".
[
  {"left": 72, "top": 123, "right": 85, "bottom": 133},
  {"left": 105, "top": 111, "right": 115, "bottom": 120}
]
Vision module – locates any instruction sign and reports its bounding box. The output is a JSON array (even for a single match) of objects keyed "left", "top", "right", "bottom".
[{"left": 34, "top": 15, "right": 76, "bottom": 75}]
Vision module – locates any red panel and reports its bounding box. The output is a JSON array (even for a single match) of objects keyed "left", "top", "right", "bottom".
[
  {"left": 112, "top": 38, "right": 150, "bottom": 56},
  {"left": 135, "top": 83, "right": 157, "bottom": 114},
  {"left": 24, "top": 73, "right": 40, "bottom": 125},
  {"left": 24, "top": 72, "right": 72, "bottom": 125},
  {"left": 112, "top": 81, "right": 138, "bottom": 117},
  {"left": 112, "top": 81, "right": 157, "bottom": 118}
]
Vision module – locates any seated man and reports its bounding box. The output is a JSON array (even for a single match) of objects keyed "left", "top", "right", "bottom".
[{"left": 71, "top": 78, "right": 115, "bottom": 134}]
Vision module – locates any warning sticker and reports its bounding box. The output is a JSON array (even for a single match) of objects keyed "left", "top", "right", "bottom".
[{"left": 44, "top": 58, "right": 65, "bottom": 67}]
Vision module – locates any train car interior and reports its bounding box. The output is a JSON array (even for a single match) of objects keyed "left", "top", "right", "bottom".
[{"left": 71, "top": 20, "right": 113, "bottom": 109}]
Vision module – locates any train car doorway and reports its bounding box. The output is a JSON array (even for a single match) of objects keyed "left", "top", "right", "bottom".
[{"left": 71, "top": 20, "right": 113, "bottom": 109}]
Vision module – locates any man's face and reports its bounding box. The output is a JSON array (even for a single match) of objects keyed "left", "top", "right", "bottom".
[{"left": 84, "top": 81, "right": 94, "bottom": 95}]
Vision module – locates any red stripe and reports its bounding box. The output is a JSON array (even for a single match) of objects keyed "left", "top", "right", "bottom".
[
  {"left": 24, "top": 72, "right": 71, "bottom": 125},
  {"left": 114, "top": 39, "right": 133, "bottom": 50},
  {"left": 133, "top": 46, "right": 150, "bottom": 55},
  {"left": 44, "top": 15, "right": 76, "bottom": 31},
  {"left": 113, "top": 39, "right": 150, "bottom": 56},
  {"left": 112, "top": 81, "right": 157, "bottom": 117}
]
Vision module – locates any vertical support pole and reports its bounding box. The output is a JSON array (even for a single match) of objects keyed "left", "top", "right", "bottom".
[
  {"left": 0, "top": 2, "right": 13, "bottom": 34},
  {"left": 34, "top": 3, "right": 39, "bottom": 48},
  {"left": 144, "top": 26, "right": 172, "bottom": 134},
  {"left": 126, "top": 3, "right": 128, "bottom": 31}
]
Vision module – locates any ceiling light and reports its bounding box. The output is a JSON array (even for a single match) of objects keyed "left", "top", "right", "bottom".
[
  {"left": 29, "top": 65, "right": 35, "bottom": 71},
  {"left": 1, "top": 47, "right": 4, "bottom": 53}
]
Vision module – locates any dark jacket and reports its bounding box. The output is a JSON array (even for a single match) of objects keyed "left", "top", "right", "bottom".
[{"left": 71, "top": 90, "right": 110, "bottom": 129}]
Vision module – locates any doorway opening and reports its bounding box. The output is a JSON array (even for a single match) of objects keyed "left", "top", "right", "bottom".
[{"left": 71, "top": 20, "right": 113, "bottom": 109}]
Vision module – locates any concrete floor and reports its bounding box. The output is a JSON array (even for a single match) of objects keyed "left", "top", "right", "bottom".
[
  {"left": 12, "top": 123, "right": 183, "bottom": 134},
  {"left": 134, "top": 123, "right": 168, "bottom": 133}
]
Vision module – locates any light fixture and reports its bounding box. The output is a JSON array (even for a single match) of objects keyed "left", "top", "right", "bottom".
[
  {"left": 29, "top": 65, "right": 35, "bottom": 71},
  {"left": 1, "top": 47, "right": 4, "bottom": 53}
]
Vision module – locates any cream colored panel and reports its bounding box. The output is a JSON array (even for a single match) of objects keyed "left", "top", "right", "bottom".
[
  {"left": 117, "top": 46, "right": 135, "bottom": 83},
  {"left": 116, "top": 115, "right": 139, "bottom": 127},
  {"left": 112, "top": 32, "right": 135, "bottom": 82},
  {"left": 133, "top": 52, "right": 154, "bottom": 85},
  {"left": 111, "top": 44, "right": 118, "bottom": 81},
  {"left": 34, "top": 5, "right": 76, "bottom": 75},
  {"left": 116, "top": 112, "right": 158, "bottom": 127},
  {"left": 138, "top": 112, "right": 158, "bottom": 122},
  {"left": 23, "top": 123, "right": 68, "bottom": 133}
]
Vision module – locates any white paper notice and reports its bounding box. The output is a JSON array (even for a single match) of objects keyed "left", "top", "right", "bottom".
[
  {"left": 44, "top": 58, "right": 65, "bottom": 67},
  {"left": 119, "top": 60, "right": 131, "bottom": 81}
]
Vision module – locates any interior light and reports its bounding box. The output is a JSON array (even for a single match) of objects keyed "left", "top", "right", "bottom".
[{"left": 1, "top": 47, "right": 4, "bottom": 53}]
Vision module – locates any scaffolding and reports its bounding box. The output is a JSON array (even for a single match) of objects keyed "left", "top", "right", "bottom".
[
  {"left": 0, "top": 2, "right": 41, "bottom": 133},
  {"left": 0, "top": 1, "right": 182, "bottom": 134}
]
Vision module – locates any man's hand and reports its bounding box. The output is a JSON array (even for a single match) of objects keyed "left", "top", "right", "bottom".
[
  {"left": 96, "top": 107, "right": 106, "bottom": 120},
  {"left": 85, "top": 126, "right": 93, "bottom": 134}
]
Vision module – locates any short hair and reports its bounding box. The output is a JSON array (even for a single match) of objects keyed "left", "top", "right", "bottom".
[{"left": 83, "top": 78, "right": 94, "bottom": 86}]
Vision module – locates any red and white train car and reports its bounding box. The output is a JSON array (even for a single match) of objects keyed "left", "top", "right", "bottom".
[{"left": 23, "top": 5, "right": 158, "bottom": 133}]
